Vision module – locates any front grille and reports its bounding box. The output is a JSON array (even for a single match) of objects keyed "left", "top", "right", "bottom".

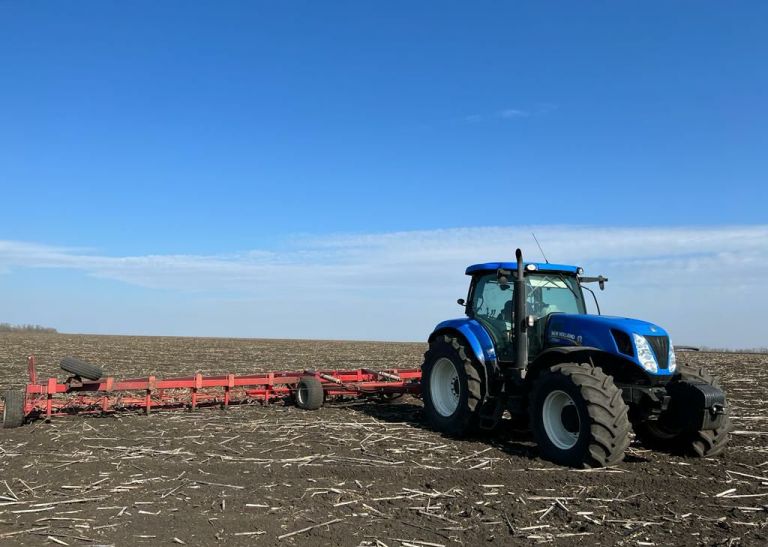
[{"left": 645, "top": 335, "right": 670, "bottom": 369}]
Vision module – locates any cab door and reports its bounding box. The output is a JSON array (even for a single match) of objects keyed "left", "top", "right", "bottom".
[{"left": 469, "top": 273, "right": 516, "bottom": 362}]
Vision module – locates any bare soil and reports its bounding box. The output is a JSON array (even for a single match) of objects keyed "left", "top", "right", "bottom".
[{"left": 1, "top": 333, "right": 767, "bottom": 546}]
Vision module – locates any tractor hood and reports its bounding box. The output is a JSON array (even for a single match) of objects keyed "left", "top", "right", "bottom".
[{"left": 545, "top": 314, "right": 675, "bottom": 376}]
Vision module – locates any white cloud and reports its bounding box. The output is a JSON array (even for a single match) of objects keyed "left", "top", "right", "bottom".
[
  {"left": 499, "top": 108, "right": 529, "bottom": 119},
  {"left": 1, "top": 225, "right": 766, "bottom": 346}
]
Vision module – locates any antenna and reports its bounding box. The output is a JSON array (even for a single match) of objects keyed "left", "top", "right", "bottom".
[{"left": 531, "top": 232, "right": 549, "bottom": 263}]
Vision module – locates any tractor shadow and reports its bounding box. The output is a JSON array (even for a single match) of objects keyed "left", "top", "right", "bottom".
[{"left": 345, "top": 397, "right": 542, "bottom": 462}]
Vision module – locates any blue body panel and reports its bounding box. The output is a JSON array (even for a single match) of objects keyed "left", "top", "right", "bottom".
[
  {"left": 466, "top": 262, "right": 579, "bottom": 275},
  {"left": 545, "top": 314, "right": 674, "bottom": 377},
  {"left": 430, "top": 313, "right": 674, "bottom": 377},
  {"left": 431, "top": 318, "right": 497, "bottom": 365}
]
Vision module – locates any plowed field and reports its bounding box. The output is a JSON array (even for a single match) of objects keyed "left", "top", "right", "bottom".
[{"left": 1, "top": 334, "right": 766, "bottom": 546}]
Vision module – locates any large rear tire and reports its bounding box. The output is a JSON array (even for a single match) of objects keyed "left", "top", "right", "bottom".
[
  {"left": 634, "top": 365, "right": 731, "bottom": 457},
  {"left": 2, "top": 390, "right": 25, "bottom": 429},
  {"left": 529, "top": 363, "right": 631, "bottom": 468},
  {"left": 421, "top": 335, "right": 484, "bottom": 437}
]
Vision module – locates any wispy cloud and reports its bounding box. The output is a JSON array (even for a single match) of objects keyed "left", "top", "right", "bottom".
[
  {"left": 1, "top": 225, "right": 766, "bottom": 345},
  {"left": 499, "top": 108, "right": 529, "bottom": 119},
  {"left": 464, "top": 103, "right": 557, "bottom": 124},
  {"left": 2, "top": 225, "right": 766, "bottom": 291}
]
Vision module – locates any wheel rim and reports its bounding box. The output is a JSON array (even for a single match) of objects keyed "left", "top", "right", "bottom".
[
  {"left": 542, "top": 390, "right": 580, "bottom": 450},
  {"left": 430, "top": 358, "right": 461, "bottom": 417},
  {"left": 297, "top": 385, "right": 307, "bottom": 405}
]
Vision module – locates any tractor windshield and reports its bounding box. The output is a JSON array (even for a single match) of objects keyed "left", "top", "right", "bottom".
[{"left": 525, "top": 273, "right": 586, "bottom": 319}]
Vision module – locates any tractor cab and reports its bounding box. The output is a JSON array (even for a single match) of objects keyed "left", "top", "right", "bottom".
[{"left": 465, "top": 262, "right": 586, "bottom": 363}]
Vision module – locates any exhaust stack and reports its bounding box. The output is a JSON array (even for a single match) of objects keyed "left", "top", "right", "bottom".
[{"left": 514, "top": 248, "right": 528, "bottom": 369}]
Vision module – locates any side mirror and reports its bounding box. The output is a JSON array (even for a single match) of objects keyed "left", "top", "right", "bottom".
[
  {"left": 579, "top": 275, "right": 608, "bottom": 291},
  {"left": 457, "top": 298, "right": 465, "bottom": 307},
  {"left": 598, "top": 276, "right": 607, "bottom": 290}
]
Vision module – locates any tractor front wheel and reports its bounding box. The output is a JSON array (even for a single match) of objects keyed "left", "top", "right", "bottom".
[
  {"left": 634, "top": 365, "right": 731, "bottom": 457},
  {"left": 529, "top": 363, "right": 631, "bottom": 468},
  {"left": 421, "top": 335, "right": 484, "bottom": 437}
]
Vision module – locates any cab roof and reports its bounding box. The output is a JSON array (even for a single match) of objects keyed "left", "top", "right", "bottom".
[{"left": 465, "top": 262, "right": 580, "bottom": 275}]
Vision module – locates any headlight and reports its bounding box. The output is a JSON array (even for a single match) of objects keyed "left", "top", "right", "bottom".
[
  {"left": 668, "top": 341, "right": 677, "bottom": 373},
  {"left": 633, "top": 334, "right": 658, "bottom": 373}
]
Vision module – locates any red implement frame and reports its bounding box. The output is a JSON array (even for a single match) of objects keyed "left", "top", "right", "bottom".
[{"left": 5, "top": 356, "right": 421, "bottom": 424}]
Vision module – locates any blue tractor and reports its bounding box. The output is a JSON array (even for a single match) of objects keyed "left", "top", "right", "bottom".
[{"left": 421, "top": 249, "right": 731, "bottom": 467}]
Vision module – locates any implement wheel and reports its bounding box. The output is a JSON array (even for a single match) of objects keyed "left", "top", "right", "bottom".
[
  {"left": 2, "top": 390, "right": 25, "bottom": 429},
  {"left": 295, "top": 376, "right": 324, "bottom": 410},
  {"left": 529, "top": 363, "right": 631, "bottom": 468},
  {"left": 421, "top": 335, "right": 484, "bottom": 437},
  {"left": 60, "top": 357, "right": 103, "bottom": 381},
  {"left": 634, "top": 365, "right": 731, "bottom": 457}
]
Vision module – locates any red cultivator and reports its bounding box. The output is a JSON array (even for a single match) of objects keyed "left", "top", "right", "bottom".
[{"left": 1, "top": 356, "right": 422, "bottom": 428}]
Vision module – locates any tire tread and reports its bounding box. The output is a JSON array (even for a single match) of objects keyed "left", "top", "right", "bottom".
[
  {"left": 2, "top": 390, "right": 25, "bottom": 429},
  {"left": 530, "top": 363, "right": 631, "bottom": 468},
  {"left": 421, "top": 335, "right": 484, "bottom": 436}
]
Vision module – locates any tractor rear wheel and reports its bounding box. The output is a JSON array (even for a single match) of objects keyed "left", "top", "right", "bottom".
[
  {"left": 634, "top": 365, "right": 731, "bottom": 457},
  {"left": 295, "top": 376, "right": 324, "bottom": 410},
  {"left": 2, "top": 390, "right": 25, "bottom": 429},
  {"left": 529, "top": 363, "right": 631, "bottom": 468},
  {"left": 422, "top": 335, "right": 484, "bottom": 437}
]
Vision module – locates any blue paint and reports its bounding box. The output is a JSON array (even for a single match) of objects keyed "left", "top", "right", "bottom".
[
  {"left": 545, "top": 314, "right": 674, "bottom": 377},
  {"left": 430, "top": 318, "right": 497, "bottom": 366}
]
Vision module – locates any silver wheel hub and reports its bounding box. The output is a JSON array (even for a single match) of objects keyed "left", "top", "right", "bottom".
[
  {"left": 542, "top": 390, "right": 580, "bottom": 450},
  {"left": 430, "top": 358, "right": 461, "bottom": 417}
]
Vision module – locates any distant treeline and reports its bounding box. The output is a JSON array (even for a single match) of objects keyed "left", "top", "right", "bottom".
[
  {"left": 0, "top": 323, "right": 58, "bottom": 334},
  {"left": 698, "top": 346, "right": 768, "bottom": 354}
]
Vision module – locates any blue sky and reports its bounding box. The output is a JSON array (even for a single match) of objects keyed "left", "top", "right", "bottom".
[{"left": 1, "top": 2, "right": 766, "bottom": 347}]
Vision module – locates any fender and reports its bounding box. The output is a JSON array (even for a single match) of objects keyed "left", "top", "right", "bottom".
[
  {"left": 535, "top": 345, "right": 604, "bottom": 361},
  {"left": 527, "top": 346, "right": 605, "bottom": 381},
  {"left": 428, "top": 318, "right": 500, "bottom": 397},
  {"left": 429, "top": 318, "right": 497, "bottom": 366}
]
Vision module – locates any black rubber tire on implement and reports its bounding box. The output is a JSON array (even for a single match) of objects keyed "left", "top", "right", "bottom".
[
  {"left": 2, "top": 390, "right": 25, "bottom": 429},
  {"left": 421, "top": 335, "right": 484, "bottom": 437},
  {"left": 529, "top": 363, "right": 632, "bottom": 468},
  {"left": 634, "top": 365, "right": 732, "bottom": 457},
  {"left": 295, "top": 376, "right": 324, "bottom": 410},
  {"left": 60, "top": 357, "right": 104, "bottom": 381}
]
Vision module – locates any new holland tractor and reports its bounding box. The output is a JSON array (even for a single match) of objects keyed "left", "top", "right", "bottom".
[{"left": 421, "top": 249, "right": 731, "bottom": 467}]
